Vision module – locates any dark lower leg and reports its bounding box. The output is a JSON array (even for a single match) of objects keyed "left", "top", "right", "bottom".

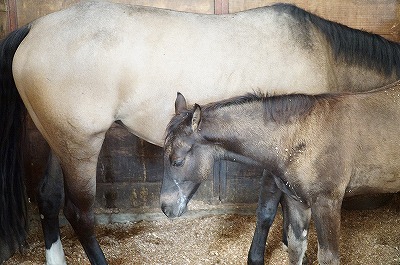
[
  {"left": 248, "top": 170, "right": 283, "bottom": 265},
  {"left": 37, "top": 151, "right": 66, "bottom": 264},
  {"left": 63, "top": 184, "right": 107, "bottom": 265}
]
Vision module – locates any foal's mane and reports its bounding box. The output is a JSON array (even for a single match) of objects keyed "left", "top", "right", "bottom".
[
  {"left": 204, "top": 92, "right": 335, "bottom": 123},
  {"left": 274, "top": 3, "right": 400, "bottom": 77},
  {"left": 165, "top": 92, "right": 337, "bottom": 142},
  {"left": 167, "top": 92, "right": 332, "bottom": 134},
  {"left": 166, "top": 94, "right": 268, "bottom": 140}
]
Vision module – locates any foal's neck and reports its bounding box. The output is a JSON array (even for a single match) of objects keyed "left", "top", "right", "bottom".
[{"left": 202, "top": 101, "right": 304, "bottom": 165}]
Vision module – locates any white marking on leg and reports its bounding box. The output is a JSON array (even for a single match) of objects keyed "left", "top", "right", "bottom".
[
  {"left": 287, "top": 225, "right": 308, "bottom": 265},
  {"left": 46, "top": 237, "right": 67, "bottom": 265},
  {"left": 302, "top": 229, "right": 307, "bottom": 238},
  {"left": 282, "top": 241, "right": 288, "bottom": 252}
]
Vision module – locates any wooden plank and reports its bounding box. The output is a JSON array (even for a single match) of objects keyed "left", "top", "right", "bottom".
[
  {"left": 215, "top": 0, "right": 229, "bottom": 14},
  {"left": 6, "top": 0, "right": 17, "bottom": 31},
  {"left": 16, "top": 0, "right": 79, "bottom": 26},
  {"left": 96, "top": 180, "right": 215, "bottom": 209},
  {"left": 0, "top": 1, "right": 6, "bottom": 11},
  {"left": 225, "top": 176, "right": 261, "bottom": 203},
  {"left": 219, "top": 160, "right": 227, "bottom": 201},
  {"left": 0, "top": 11, "right": 7, "bottom": 38},
  {"left": 97, "top": 123, "right": 163, "bottom": 184},
  {"left": 115, "top": 0, "right": 214, "bottom": 14},
  {"left": 213, "top": 160, "right": 228, "bottom": 201},
  {"left": 229, "top": 0, "right": 400, "bottom": 42},
  {"left": 16, "top": 0, "right": 214, "bottom": 26},
  {"left": 213, "top": 162, "right": 220, "bottom": 198}
]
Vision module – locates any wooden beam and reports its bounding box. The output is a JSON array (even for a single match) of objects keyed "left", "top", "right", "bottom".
[
  {"left": 213, "top": 160, "right": 228, "bottom": 202},
  {"left": 6, "top": 0, "right": 17, "bottom": 32},
  {"left": 215, "top": 0, "right": 229, "bottom": 14},
  {"left": 213, "top": 1, "right": 229, "bottom": 202}
]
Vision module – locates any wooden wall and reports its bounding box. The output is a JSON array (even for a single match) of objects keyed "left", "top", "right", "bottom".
[
  {"left": 2, "top": 1, "right": 399, "bottom": 41},
  {"left": 1, "top": 0, "right": 400, "bottom": 216}
]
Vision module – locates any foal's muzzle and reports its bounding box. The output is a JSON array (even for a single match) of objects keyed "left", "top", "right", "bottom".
[
  {"left": 161, "top": 196, "right": 188, "bottom": 218},
  {"left": 160, "top": 181, "right": 200, "bottom": 218}
]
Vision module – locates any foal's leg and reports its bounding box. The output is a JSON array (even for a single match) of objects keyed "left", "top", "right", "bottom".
[
  {"left": 281, "top": 196, "right": 311, "bottom": 265},
  {"left": 311, "top": 197, "right": 342, "bottom": 265},
  {"left": 37, "top": 150, "right": 66, "bottom": 265},
  {"left": 60, "top": 137, "right": 107, "bottom": 265},
  {"left": 247, "top": 170, "right": 283, "bottom": 265}
]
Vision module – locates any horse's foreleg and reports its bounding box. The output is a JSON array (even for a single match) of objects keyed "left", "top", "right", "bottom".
[
  {"left": 281, "top": 196, "right": 311, "bottom": 265},
  {"left": 311, "top": 197, "right": 342, "bottom": 265},
  {"left": 62, "top": 156, "right": 107, "bottom": 265},
  {"left": 247, "top": 170, "right": 282, "bottom": 265},
  {"left": 37, "top": 151, "right": 66, "bottom": 265}
]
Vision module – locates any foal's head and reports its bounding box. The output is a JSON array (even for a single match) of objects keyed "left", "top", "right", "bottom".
[
  {"left": 160, "top": 91, "right": 327, "bottom": 218},
  {"left": 160, "top": 93, "right": 218, "bottom": 218}
]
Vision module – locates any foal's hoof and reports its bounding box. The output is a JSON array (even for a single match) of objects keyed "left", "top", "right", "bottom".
[{"left": 247, "top": 259, "right": 264, "bottom": 265}]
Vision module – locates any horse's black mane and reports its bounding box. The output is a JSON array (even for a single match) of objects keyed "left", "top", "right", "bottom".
[{"left": 274, "top": 3, "right": 400, "bottom": 77}]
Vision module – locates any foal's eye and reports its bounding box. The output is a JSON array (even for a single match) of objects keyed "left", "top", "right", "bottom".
[{"left": 172, "top": 159, "right": 185, "bottom": 167}]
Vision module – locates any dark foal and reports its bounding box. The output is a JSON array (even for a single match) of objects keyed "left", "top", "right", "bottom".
[{"left": 161, "top": 84, "right": 400, "bottom": 264}]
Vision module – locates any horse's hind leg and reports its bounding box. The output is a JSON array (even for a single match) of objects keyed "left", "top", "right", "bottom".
[
  {"left": 60, "top": 139, "right": 107, "bottom": 265},
  {"left": 247, "top": 170, "right": 283, "bottom": 265},
  {"left": 281, "top": 196, "right": 311, "bottom": 265},
  {"left": 37, "top": 150, "right": 66, "bottom": 265}
]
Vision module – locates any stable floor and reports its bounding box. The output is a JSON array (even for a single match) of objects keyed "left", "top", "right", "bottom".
[{"left": 5, "top": 196, "right": 400, "bottom": 265}]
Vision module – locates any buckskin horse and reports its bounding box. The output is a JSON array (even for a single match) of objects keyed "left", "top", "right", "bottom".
[
  {"left": 1, "top": 1, "right": 400, "bottom": 264},
  {"left": 161, "top": 83, "right": 400, "bottom": 264}
]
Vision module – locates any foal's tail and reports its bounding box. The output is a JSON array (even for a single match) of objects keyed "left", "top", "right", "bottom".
[{"left": 0, "top": 25, "right": 31, "bottom": 259}]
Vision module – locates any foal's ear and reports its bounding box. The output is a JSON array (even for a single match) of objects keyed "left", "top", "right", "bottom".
[
  {"left": 192, "top": 104, "right": 202, "bottom": 131},
  {"left": 175, "top": 92, "right": 187, "bottom": 114}
]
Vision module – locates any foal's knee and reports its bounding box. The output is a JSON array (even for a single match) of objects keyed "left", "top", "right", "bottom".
[{"left": 257, "top": 205, "right": 277, "bottom": 228}]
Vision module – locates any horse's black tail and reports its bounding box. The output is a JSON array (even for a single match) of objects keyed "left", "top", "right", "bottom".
[{"left": 0, "top": 25, "right": 31, "bottom": 260}]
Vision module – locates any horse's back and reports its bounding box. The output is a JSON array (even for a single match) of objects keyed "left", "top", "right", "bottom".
[{"left": 13, "top": 1, "right": 331, "bottom": 146}]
